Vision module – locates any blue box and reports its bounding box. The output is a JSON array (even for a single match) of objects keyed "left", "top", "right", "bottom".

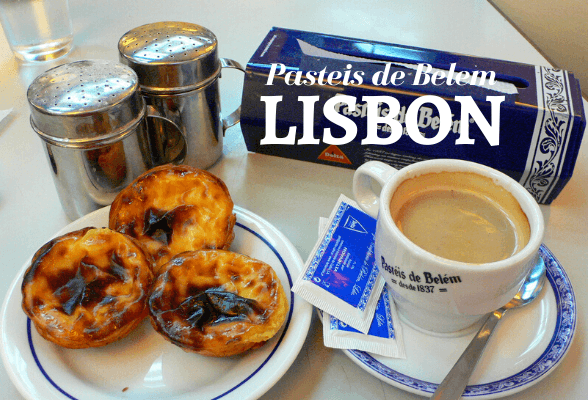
[{"left": 240, "top": 27, "right": 586, "bottom": 204}]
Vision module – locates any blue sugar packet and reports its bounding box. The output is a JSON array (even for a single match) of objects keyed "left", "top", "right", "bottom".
[
  {"left": 322, "top": 284, "right": 405, "bottom": 359},
  {"left": 292, "top": 195, "right": 385, "bottom": 333}
]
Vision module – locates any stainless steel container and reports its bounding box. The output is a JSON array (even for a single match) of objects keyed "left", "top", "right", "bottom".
[
  {"left": 118, "top": 21, "right": 245, "bottom": 169},
  {"left": 27, "top": 60, "right": 153, "bottom": 220}
]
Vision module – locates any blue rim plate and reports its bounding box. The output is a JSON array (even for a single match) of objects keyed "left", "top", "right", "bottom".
[
  {"left": 1, "top": 206, "right": 313, "bottom": 400},
  {"left": 343, "top": 245, "right": 576, "bottom": 399}
]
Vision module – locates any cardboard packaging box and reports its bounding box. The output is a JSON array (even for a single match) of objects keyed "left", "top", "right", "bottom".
[{"left": 240, "top": 27, "right": 585, "bottom": 204}]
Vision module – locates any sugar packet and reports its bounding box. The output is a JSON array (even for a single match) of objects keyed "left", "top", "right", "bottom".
[
  {"left": 316, "top": 216, "right": 405, "bottom": 358},
  {"left": 322, "top": 285, "right": 406, "bottom": 358},
  {"left": 292, "top": 195, "right": 385, "bottom": 333}
]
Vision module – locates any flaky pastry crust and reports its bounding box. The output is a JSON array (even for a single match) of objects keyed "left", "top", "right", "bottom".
[
  {"left": 21, "top": 228, "right": 153, "bottom": 349},
  {"left": 148, "top": 250, "right": 288, "bottom": 357},
  {"left": 108, "top": 164, "right": 236, "bottom": 275}
]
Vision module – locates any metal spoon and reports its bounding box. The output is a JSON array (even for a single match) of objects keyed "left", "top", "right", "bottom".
[{"left": 430, "top": 257, "right": 547, "bottom": 400}]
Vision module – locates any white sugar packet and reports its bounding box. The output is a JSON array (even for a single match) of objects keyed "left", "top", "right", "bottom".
[
  {"left": 322, "top": 285, "right": 406, "bottom": 358},
  {"left": 292, "top": 194, "right": 385, "bottom": 333},
  {"left": 317, "top": 217, "right": 405, "bottom": 358}
]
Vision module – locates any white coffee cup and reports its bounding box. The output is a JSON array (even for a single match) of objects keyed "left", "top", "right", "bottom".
[{"left": 353, "top": 159, "right": 544, "bottom": 334}]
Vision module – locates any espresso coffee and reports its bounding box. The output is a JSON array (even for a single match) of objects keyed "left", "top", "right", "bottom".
[{"left": 389, "top": 171, "right": 531, "bottom": 264}]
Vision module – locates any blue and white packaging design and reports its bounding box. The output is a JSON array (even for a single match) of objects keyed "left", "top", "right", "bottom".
[
  {"left": 240, "top": 27, "right": 586, "bottom": 204},
  {"left": 316, "top": 217, "right": 405, "bottom": 358},
  {"left": 292, "top": 195, "right": 385, "bottom": 333},
  {"left": 322, "top": 285, "right": 406, "bottom": 359}
]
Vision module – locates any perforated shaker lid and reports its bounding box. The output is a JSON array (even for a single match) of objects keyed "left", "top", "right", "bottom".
[
  {"left": 27, "top": 60, "right": 144, "bottom": 148},
  {"left": 118, "top": 21, "right": 220, "bottom": 93}
]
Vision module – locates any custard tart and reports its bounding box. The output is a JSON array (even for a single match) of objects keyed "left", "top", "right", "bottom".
[
  {"left": 21, "top": 227, "right": 153, "bottom": 349},
  {"left": 148, "top": 250, "right": 288, "bottom": 357},
  {"left": 109, "top": 164, "right": 236, "bottom": 275}
]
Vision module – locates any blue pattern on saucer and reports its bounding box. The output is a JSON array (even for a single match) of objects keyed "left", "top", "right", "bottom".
[{"left": 348, "top": 244, "right": 576, "bottom": 397}]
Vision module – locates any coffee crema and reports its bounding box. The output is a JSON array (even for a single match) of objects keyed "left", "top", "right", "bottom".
[{"left": 389, "top": 171, "right": 531, "bottom": 264}]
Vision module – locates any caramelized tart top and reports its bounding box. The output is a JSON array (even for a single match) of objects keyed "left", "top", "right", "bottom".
[{"left": 109, "top": 164, "right": 236, "bottom": 274}]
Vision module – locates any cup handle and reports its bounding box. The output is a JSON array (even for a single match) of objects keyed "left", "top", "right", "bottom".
[
  {"left": 145, "top": 105, "right": 187, "bottom": 166},
  {"left": 353, "top": 161, "right": 398, "bottom": 218},
  {"left": 220, "top": 58, "right": 246, "bottom": 132}
]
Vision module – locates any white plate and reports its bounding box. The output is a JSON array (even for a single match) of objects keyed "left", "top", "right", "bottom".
[
  {"left": 343, "top": 245, "right": 576, "bottom": 399},
  {"left": 1, "top": 206, "right": 313, "bottom": 400}
]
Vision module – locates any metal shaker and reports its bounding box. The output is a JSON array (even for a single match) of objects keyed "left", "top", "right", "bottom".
[
  {"left": 27, "top": 60, "right": 154, "bottom": 220},
  {"left": 118, "top": 21, "right": 245, "bottom": 169}
]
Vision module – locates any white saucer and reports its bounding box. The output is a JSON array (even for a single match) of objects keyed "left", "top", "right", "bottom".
[
  {"left": 342, "top": 245, "right": 576, "bottom": 399},
  {"left": 1, "top": 206, "right": 313, "bottom": 400}
]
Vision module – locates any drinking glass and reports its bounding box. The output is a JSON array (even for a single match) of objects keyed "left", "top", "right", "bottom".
[{"left": 0, "top": 0, "right": 73, "bottom": 62}]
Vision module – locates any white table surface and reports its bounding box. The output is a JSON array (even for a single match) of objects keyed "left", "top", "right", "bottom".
[{"left": 0, "top": 1, "right": 586, "bottom": 399}]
